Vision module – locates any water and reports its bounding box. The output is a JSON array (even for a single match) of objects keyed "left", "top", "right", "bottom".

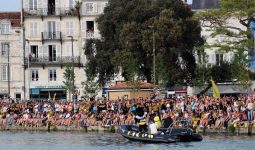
[{"left": 0, "top": 131, "right": 254, "bottom": 150}]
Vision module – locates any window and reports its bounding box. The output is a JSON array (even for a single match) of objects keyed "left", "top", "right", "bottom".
[
  {"left": 49, "top": 69, "right": 57, "bottom": 81},
  {"left": 86, "top": 21, "right": 94, "bottom": 38},
  {"left": 48, "top": 45, "right": 57, "bottom": 61},
  {"left": 31, "top": 69, "right": 39, "bottom": 81},
  {"left": 30, "top": 22, "right": 38, "bottom": 36},
  {"left": 216, "top": 53, "right": 224, "bottom": 66},
  {"left": 1, "top": 43, "right": 9, "bottom": 56},
  {"left": 29, "top": 0, "right": 38, "bottom": 10},
  {"left": 0, "top": 23, "right": 10, "bottom": 34},
  {"left": 85, "top": 3, "right": 93, "bottom": 13},
  {"left": 69, "top": 0, "right": 74, "bottom": 8},
  {"left": 66, "top": 21, "right": 73, "bottom": 35},
  {"left": 0, "top": 65, "right": 8, "bottom": 81},
  {"left": 31, "top": 45, "right": 38, "bottom": 58}
]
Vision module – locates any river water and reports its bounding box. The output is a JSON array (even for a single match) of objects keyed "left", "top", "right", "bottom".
[{"left": 0, "top": 131, "right": 254, "bottom": 150}]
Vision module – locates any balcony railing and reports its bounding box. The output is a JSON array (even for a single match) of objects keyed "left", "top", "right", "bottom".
[
  {"left": 42, "top": 32, "right": 62, "bottom": 40},
  {"left": 23, "top": 8, "right": 79, "bottom": 17},
  {"left": 86, "top": 31, "right": 94, "bottom": 39},
  {"left": 25, "top": 56, "right": 81, "bottom": 65}
]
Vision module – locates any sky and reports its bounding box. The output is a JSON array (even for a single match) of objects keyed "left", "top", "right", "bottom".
[
  {"left": 0, "top": 0, "right": 20, "bottom": 12},
  {"left": 0, "top": 0, "right": 193, "bottom": 12}
]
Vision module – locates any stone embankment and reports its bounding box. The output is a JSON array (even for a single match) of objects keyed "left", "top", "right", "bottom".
[{"left": 1, "top": 124, "right": 255, "bottom": 135}]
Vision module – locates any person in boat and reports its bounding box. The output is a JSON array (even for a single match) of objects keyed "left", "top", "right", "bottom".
[
  {"left": 162, "top": 113, "right": 173, "bottom": 128},
  {"left": 148, "top": 114, "right": 163, "bottom": 135},
  {"left": 153, "top": 115, "right": 162, "bottom": 129},
  {"left": 148, "top": 119, "right": 158, "bottom": 134},
  {"left": 135, "top": 106, "right": 147, "bottom": 132}
]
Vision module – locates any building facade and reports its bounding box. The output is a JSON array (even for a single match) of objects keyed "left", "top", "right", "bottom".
[
  {"left": 0, "top": 12, "right": 24, "bottom": 100},
  {"left": 22, "top": 0, "right": 108, "bottom": 100}
]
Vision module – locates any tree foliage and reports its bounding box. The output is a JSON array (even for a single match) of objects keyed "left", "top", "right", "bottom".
[
  {"left": 62, "top": 65, "right": 75, "bottom": 101},
  {"left": 84, "top": 0, "right": 203, "bottom": 87},
  {"left": 195, "top": 0, "right": 255, "bottom": 86},
  {"left": 82, "top": 65, "right": 100, "bottom": 99}
]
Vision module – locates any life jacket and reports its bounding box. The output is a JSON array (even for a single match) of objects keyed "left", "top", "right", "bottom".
[{"left": 136, "top": 115, "right": 146, "bottom": 125}]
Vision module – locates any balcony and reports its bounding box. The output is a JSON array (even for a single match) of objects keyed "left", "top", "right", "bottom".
[
  {"left": 25, "top": 56, "right": 82, "bottom": 67},
  {"left": 42, "top": 32, "right": 62, "bottom": 40},
  {"left": 23, "top": 8, "right": 79, "bottom": 17},
  {"left": 86, "top": 31, "right": 94, "bottom": 39}
]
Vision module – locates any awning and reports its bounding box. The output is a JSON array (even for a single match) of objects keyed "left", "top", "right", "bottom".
[{"left": 39, "top": 88, "right": 65, "bottom": 92}]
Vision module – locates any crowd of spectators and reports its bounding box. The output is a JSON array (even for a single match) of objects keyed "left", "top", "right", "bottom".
[{"left": 0, "top": 94, "right": 254, "bottom": 129}]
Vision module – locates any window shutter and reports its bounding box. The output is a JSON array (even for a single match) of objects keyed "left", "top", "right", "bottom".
[
  {"left": 81, "top": 3, "right": 86, "bottom": 15},
  {"left": 25, "top": 44, "right": 29, "bottom": 57},
  {"left": 0, "top": 65, "right": 2, "bottom": 80},
  {"left": 56, "top": 45, "right": 61, "bottom": 57},
  {"left": 70, "top": 21, "right": 73, "bottom": 35},
  {"left": 210, "top": 54, "right": 215, "bottom": 64},
  {"left": 34, "top": 22, "right": 38, "bottom": 35},
  {"left": 56, "top": 22, "right": 60, "bottom": 38},
  {"left": 81, "top": 21, "right": 86, "bottom": 38},
  {"left": 66, "top": 21, "right": 70, "bottom": 35},
  {"left": 0, "top": 43, "right": 2, "bottom": 56},
  {"left": 68, "top": 0, "right": 74, "bottom": 8},
  {"left": 44, "top": 22, "right": 47, "bottom": 38},
  {"left": 42, "top": 0, "right": 48, "bottom": 15},
  {"left": 38, "top": 45, "right": 43, "bottom": 58},
  {"left": 37, "top": 0, "right": 42, "bottom": 9},
  {"left": 29, "top": 22, "right": 33, "bottom": 36},
  {"left": 93, "top": 3, "right": 98, "bottom": 13},
  {"left": 43, "top": 45, "right": 48, "bottom": 60},
  {"left": 55, "top": 0, "right": 60, "bottom": 15},
  {"left": 24, "top": 0, "right": 29, "bottom": 9}
]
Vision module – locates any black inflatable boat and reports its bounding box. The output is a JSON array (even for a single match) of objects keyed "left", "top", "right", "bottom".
[{"left": 119, "top": 125, "right": 202, "bottom": 143}]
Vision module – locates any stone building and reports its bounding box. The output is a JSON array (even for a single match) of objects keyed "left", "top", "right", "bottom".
[
  {"left": 22, "top": 0, "right": 108, "bottom": 100},
  {"left": 0, "top": 12, "right": 23, "bottom": 100}
]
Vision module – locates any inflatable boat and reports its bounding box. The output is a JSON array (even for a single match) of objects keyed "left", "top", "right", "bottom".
[{"left": 119, "top": 125, "right": 203, "bottom": 143}]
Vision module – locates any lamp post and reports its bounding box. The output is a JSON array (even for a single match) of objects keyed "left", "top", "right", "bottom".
[
  {"left": 25, "top": 39, "right": 30, "bottom": 100},
  {"left": 67, "top": 36, "right": 75, "bottom": 102},
  {"left": 148, "top": 25, "right": 156, "bottom": 86}
]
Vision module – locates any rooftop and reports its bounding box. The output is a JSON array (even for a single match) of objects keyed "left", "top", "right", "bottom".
[
  {"left": 0, "top": 12, "right": 21, "bottom": 27},
  {"left": 109, "top": 82, "right": 154, "bottom": 89}
]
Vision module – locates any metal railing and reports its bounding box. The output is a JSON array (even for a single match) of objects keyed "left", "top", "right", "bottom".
[
  {"left": 25, "top": 56, "right": 81, "bottom": 65},
  {"left": 86, "top": 31, "right": 94, "bottom": 39},
  {"left": 42, "top": 32, "right": 62, "bottom": 40},
  {"left": 23, "top": 8, "right": 79, "bottom": 16}
]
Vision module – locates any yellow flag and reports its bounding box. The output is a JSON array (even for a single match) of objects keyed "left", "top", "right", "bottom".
[
  {"left": 210, "top": 79, "right": 220, "bottom": 99},
  {"left": 53, "top": 93, "right": 57, "bottom": 101}
]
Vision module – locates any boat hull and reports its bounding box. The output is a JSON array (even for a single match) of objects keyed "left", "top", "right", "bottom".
[{"left": 118, "top": 125, "right": 202, "bottom": 143}]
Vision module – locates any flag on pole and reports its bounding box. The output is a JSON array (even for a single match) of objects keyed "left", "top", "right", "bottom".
[
  {"left": 53, "top": 93, "right": 57, "bottom": 102},
  {"left": 210, "top": 79, "right": 220, "bottom": 99}
]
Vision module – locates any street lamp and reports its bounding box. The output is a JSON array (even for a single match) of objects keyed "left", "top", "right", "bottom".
[
  {"left": 148, "top": 25, "right": 156, "bottom": 86},
  {"left": 67, "top": 36, "right": 75, "bottom": 102},
  {"left": 25, "top": 39, "right": 30, "bottom": 100}
]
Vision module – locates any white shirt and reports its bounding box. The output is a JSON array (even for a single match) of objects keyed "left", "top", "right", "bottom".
[{"left": 149, "top": 123, "right": 158, "bottom": 134}]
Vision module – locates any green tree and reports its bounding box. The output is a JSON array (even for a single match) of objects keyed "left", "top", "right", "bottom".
[
  {"left": 62, "top": 65, "right": 75, "bottom": 101},
  {"left": 84, "top": 0, "right": 203, "bottom": 87},
  {"left": 124, "top": 59, "right": 141, "bottom": 97},
  {"left": 82, "top": 65, "right": 100, "bottom": 99},
  {"left": 196, "top": 0, "right": 255, "bottom": 86}
]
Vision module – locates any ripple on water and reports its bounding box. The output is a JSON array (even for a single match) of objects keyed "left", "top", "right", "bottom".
[{"left": 0, "top": 131, "right": 255, "bottom": 150}]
